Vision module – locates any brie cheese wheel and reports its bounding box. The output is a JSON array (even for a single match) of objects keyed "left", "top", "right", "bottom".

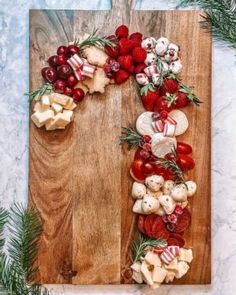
[
  {"left": 151, "top": 133, "right": 177, "bottom": 158},
  {"left": 136, "top": 112, "right": 155, "bottom": 136},
  {"left": 169, "top": 110, "right": 189, "bottom": 136}
]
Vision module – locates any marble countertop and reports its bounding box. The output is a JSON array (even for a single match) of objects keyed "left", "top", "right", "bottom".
[{"left": 0, "top": 0, "right": 236, "bottom": 294}]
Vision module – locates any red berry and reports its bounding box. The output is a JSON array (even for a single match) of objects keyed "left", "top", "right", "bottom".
[
  {"left": 56, "top": 54, "right": 67, "bottom": 65},
  {"left": 53, "top": 79, "right": 66, "bottom": 94},
  {"left": 105, "top": 44, "right": 120, "bottom": 58},
  {"left": 117, "top": 55, "right": 134, "bottom": 73},
  {"left": 142, "top": 162, "right": 155, "bottom": 175},
  {"left": 142, "top": 143, "right": 151, "bottom": 151},
  {"left": 135, "top": 63, "right": 146, "bottom": 74},
  {"left": 154, "top": 97, "right": 173, "bottom": 113},
  {"left": 119, "top": 38, "right": 134, "bottom": 55},
  {"left": 114, "top": 69, "right": 130, "bottom": 85},
  {"left": 64, "top": 86, "right": 73, "bottom": 97},
  {"left": 41, "top": 67, "right": 57, "bottom": 83},
  {"left": 115, "top": 25, "right": 129, "bottom": 39},
  {"left": 72, "top": 88, "right": 85, "bottom": 103},
  {"left": 140, "top": 150, "right": 150, "bottom": 160},
  {"left": 66, "top": 45, "right": 79, "bottom": 57},
  {"left": 160, "top": 78, "right": 179, "bottom": 96},
  {"left": 175, "top": 205, "right": 184, "bottom": 215},
  {"left": 175, "top": 92, "right": 189, "bottom": 108},
  {"left": 57, "top": 45, "right": 67, "bottom": 55},
  {"left": 129, "top": 32, "right": 143, "bottom": 47},
  {"left": 132, "top": 47, "right": 147, "bottom": 63},
  {"left": 141, "top": 89, "right": 160, "bottom": 112},
  {"left": 67, "top": 75, "right": 78, "bottom": 88},
  {"left": 142, "top": 135, "right": 152, "bottom": 143},
  {"left": 48, "top": 55, "right": 58, "bottom": 68},
  {"left": 57, "top": 64, "right": 72, "bottom": 80}
]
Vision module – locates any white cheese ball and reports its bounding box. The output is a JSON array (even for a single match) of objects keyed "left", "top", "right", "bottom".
[
  {"left": 171, "top": 184, "right": 188, "bottom": 202},
  {"left": 144, "top": 52, "right": 157, "bottom": 66},
  {"left": 159, "top": 195, "right": 176, "bottom": 214},
  {"left": 142, "top": 194, "right": 160, "bottom": 214},
  {"left": 133, "top": 199, "right": 145, "bottom": 214},
  {"left": 145, "top": 175, "right": 165, "bottom": 192},
  {"left": 156, "top": 37, "right": 170, "bottom": 46},
  {"left": 164, "top": 49, "right": 178, "bottom": 63},
  {"left": 185, "top": 181, "right": 197, "bottom": 197},
  {"left": 168, "top": 43, "right": 179, "bottom": 52},
  {"left": 152, "top": 73, "right": 161, "bottom": 86},
  {"left": 169, "top": 59, "right": 183, "bottom": 74},
  {"left": 155, "top": 42, "right": 168, "bottom": 56},
  {"left": 141, "top": 37, "right": 156, "bottom": 52},
  {"left": 162, "top": 180, "right": 175, "bottom": 195},
  {"left": 131, "top": 182, "right": 147, "bottom": 199}
]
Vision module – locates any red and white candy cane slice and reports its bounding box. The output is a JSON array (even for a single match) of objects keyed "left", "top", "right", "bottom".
[{"left": 160, "top": 248, "right": 175, "bottom": 264}]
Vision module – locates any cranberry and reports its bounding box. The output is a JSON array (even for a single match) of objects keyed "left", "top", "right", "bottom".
[
  {"left": 41, "top": 67, "right": 57, "bottom": 83},
  {"left": 66, "top": 45, "right": 79, "bottom": 57},
  {"left": 57, "top": 45, "right": 67, "bottom": 55},
  {"left": 142, "top": 143, "right": 151, "bottom": 151},
  {"left": 48, "top": 55, "right": 58, "bottom": 68},
  {"left": 56, "top": 54, "right": 67, "bottom": 65},
  {"left": 140, "top": 150, "right": 150, "bottom": 160},
  {"left": 167, "top": 214, "right": 178, "bottom": 224},
  {"left": 72, "top": 88, "right": 85, "bottom": 103},
  {"left": 142, "top": 135, "right": 152, "bottom": 143},
  {"left": 64, "top": 87, "right": 73, "bottom": 97},
  {"left": 67, "top": 75, "right": 78, "bottom": 88},
  {"left": 53, "top": 79, "right": 66, "bottom": 94},
  {"left": 57, "top": 64, "right": 72, "bottom": 80}
]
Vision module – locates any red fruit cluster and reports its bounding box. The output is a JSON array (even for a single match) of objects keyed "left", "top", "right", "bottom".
[
  {"left": 104, "top": 25, "right": 146, "bottom": 85},
  {"left": 41, "top": 44, "right": 85, "bottom": 103}
]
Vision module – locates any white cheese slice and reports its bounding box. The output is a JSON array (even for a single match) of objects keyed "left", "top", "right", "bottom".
[
  {"left": 136, "top": 112, "right": 155, "bottom": 136},
  {"left": 132, "top": 271, "right": 143, "bottom": 284},
  {"left": 164, "top": 258, "right": 178, "bottom": 270},
  {"left": 51, "top": 102, "right": 63, "bottom": 114},
  {"left": 31, "top": 111, "right": 44, "bottom": 128},
  {"left": 152, "top": 266, "right": 168, "bottom": 283},
  {"left": 63, "top": 110, "right": 74, "bottom": 121},
  {"left": 38, "top": 110, "right": 54, "bottom": 125},
  {"left": 131, "top": 262, "right": 142, "bottom": 273},
  {"left": 145, "top": 251, "right": 162, "bottom": 267},
  {"left": 41, "top": 95, "right": 51, "bottom": 110},
  {"left": 50, "top": 93, "right": 71, "bottom": 106},
  {"left": 179, "top": 248, "right": 193, "bottom": 263},
  {"left": 175, "top": 261, "right": 190, "bottom": 279},
  {"left": 151, "top": 133, "right": 176, "bottom": 158},
  {"left": 45, "top": 118, "right": 58, "bottom": 131},
  {"left": 141, "top": 261, "right": 154, "bottom": 286},
  {"left": 169, "top": 110, "right": 189, "bottom": 136}
]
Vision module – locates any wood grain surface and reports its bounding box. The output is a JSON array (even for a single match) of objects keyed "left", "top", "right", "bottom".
[{"left": 29, "top": 8, "right": 211, "bottom": 285}]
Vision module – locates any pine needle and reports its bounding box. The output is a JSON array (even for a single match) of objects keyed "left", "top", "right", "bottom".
[
  {"left": 120, "top": 127, "right": 142, "bottom": 149},
  {"left": 26, "top": 83, "right": 53, "bottom": 102}
]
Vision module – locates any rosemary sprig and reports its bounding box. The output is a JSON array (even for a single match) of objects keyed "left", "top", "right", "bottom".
[
  {"left": 75, "top": 29, "right": 116, "bottom": 51},
  {"left": 120, "top": 127, "right": 142, "bottom": 149},
  {"left": 132, "top": 235, "right": 167, "bottom": 263},
  {"left": 27, "top": 83, "right": 53, "bottom": 102},
  {"left": 179, "top": 82, "right": 202, "bottom": 106}
]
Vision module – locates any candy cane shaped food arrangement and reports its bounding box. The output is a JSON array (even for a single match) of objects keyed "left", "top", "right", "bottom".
[{"left": 29, "top": 25, "right": 201, "bottom": 288}]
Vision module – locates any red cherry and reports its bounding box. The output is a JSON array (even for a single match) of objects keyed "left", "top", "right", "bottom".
[
  {"left": 142, "top": 135, "right": 152, "bottom": 143},
  {"left": 41, "top": 67, "right": 57, "bottom": 83},
  {"left": 48, "top": 55, "right": 58, "bottom": 68},
  {"left": 142, "top": 162, "right": 155, "bottom": 175},
  {"left": 53, "top": 79, "right": 66, "bottom": 94},
  {"left": 142, "top": 143, "right": 151, "bottom": 151},
  {"left": 67, "top": 75, "right": 78, "bottom": 88},
  {"left": 72, "top": 88, "right": 85, "bottom": 103},
  {"left": 64, "top": 87, "right": 73, "bottom": 97},
  {"left": 130, "top": 159, "right": 145, "bottom": 182},
  {"left": 66, "top": 45, "right": 79, "bottom": 57},
  {"left": 56, "top": 54, "right": 67, "bottom": 65},
  {"left": 57, "top": 64, "right": 72, "bottom": 80},
  {"left": 57, "top": 45, "right": 67, "bottom": 55}
]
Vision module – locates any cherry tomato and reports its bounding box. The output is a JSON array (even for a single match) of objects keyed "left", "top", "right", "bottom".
[
  {"left": 176, "top": 142, "right": 192, "bottom": 155},
  {"left": 163, "top": 168, "right": 175, "bottom": 180},
  {"left": 142, "top": 162, "right": 155, "bottom": 175},
  {"left": 177, "top": 154, "right": 195, "bottom": 171},
  {"left": 130, "top": 159, "right": 145, "bottom": 182}
]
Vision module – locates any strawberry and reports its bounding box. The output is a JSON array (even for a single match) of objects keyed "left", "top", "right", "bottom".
[
  {"left": 160, "top": 78, "right": 179, "bottom": 96},
  {"left": 115, "top": 25, "right": 129, "bottom": 39},
  {"left": 104, "top": 44, "right": 120, "bottom": 58},
  {"left": 154, "top": 96, "right": 174, "bottom": 113},
  {"left": 114, "top": 69, "right": 130, "bottom": 85},
  {"left": 175, "top": 91, "right": 189, "bottom": 108},
  {"left": 132, "top": 46, "right": 147, "bottom": 63},
  {"left": 119, "top": 38, "right": 134, "bottom": 55},
  {"left": 118, "top": 55, "right": 134, "bottom": 73},
  {"left": 129, "top": 32, "right": 143, "bottom": 47},
  {"left": 140, "top": 83, "right": 160, "bottom": 111},
  {"left": 135, "top": 63, "right": 146, "bottom": 74}
]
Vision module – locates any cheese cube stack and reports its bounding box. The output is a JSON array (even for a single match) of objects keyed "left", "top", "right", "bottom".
[{"left": 31, "top": 93, "right": 77, "bottom": 131}]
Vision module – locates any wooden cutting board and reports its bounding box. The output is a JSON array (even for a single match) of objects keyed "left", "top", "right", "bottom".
[{"left": 29, "top": 4, "right": 211, "bottom": 285}]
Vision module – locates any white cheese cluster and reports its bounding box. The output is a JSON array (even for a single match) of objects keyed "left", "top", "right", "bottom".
[
  {"left": 31, "top": 93, "right": 76, "bottom": 130},
  {"left": 132, "top": 176, "right": 197, "bottom": 216},
  {"left": 131, "top": 247, "right": 193, "bottom": 289}
]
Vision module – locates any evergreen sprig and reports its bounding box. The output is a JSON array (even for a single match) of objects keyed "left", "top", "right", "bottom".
[
  {"left": 27, "top": 83, "right": 53, "bottom": 102},
  {"left": 177, "top": 0, "right": 236, "bottom": 49},
  {"left": 0, "top": 204, "right": 50, "bottom": 295},
  {"left": 120, "top": 127, "right": 142, "bottom": 149}
]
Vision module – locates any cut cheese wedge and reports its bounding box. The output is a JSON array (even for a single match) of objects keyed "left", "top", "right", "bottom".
[
  {"left": 169, "top": 110, "right": 189, "bottom": 136},
  {"left": 141, "top": 261, "right": 154, "bottom": 286},
  {"left": 41, "top": 95, "right": 51, "bottom": 110},
  {"left": 63, "top": 110, "right": 74, "bottom": 121},
  {"left": 151, "top": 133, "right": 176, "bottom": 158},
  {"left": 136, "top": 112, "right": 155, "bottom": 136},
  {"left": 145, "top": 251, "right": 162, "bottom": 267},
  {"left": 152, "top": 266, "right": 168, "bottom": 283}
]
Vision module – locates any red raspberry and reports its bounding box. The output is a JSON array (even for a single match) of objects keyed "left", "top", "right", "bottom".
[
  {"left": 132, "top": 46, "right": 147, "bottom": 63},
  {"left": 115, "top": 25, "right": 129, "bottom": 38}
]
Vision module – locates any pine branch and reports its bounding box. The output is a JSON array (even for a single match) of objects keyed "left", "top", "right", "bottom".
[
  {"left": 132, "top": 235, "right": 167, "bottom": 263},
  {"left": 27, "top": 83, "right": 53, "bottom": 102},
  {"left": 0, "top": 208, "right": 8, "bottom": 252},
  {"left": 120, "top": 127, "right": 142, "bottom": 149}
]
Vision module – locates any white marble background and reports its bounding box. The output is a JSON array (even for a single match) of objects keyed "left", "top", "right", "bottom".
[{"left": 0, "top": 0, "right": 236, "bottom": 294}]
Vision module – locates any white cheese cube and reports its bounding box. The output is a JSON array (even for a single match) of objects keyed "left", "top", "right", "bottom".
[
  {"left": 38, "top": 110, "right": 54, "bottom": 125},
  {"left": 175, "top": 261, "right": 190, "bottom": 279},
  {"left": 45, "top": 118, "right": 58, "bottom": 131},
  {"left": 165, "top": 270, "right": 176, "bottom": 283},
  {"left": 51, "top": 103, "right": 63, "bottom": 114},
  {"left": 63, "top": 110, "right": 74, "bottom": 121},
  {"left": 41, "top": 95, "right": 51, "bottom": 110},
  {"left": 152, "top": 266, "right": 168, "bottom": 283},
  {"left": 179, "top": 248, "right": 193, "bottom": 263},
  {"left": 70, "top": 102, "right": 77, "bottom": 110},
  {"left": 130, "top": 262, "right": 142, "bottom": 273},
  {"left": 33, "top": 102, "right": 43, "bottom": 113},
  {"left": 54, "top": 112, "right": 71, "bottom": 128},
  {"left": 50, "top": 93, "right": 71, "bottom": 106},
  {"left": 164, "top": 258, "right": 178, "bottom": 270},
  {"left": 64, "top": 98, "right": 74, "bottom": 110},
  {"left": 31, "top": 111, "right": 44, "bottom": 128},
  {"left": 132, "top": 270, "right": 143, "bottom": 284},
  {"left": 145, "top": 251, "right": 162, "bottom": 267},
  {"left": 141, "top": 261, "right": 154, "bottom": 286}
]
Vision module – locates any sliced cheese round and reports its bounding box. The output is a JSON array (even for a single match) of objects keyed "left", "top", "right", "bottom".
[
  {"left": 151, "top": 133, "right": 176, "bottom": 158},
  {"left": 169, "top": 110, "right": 189, "bottom": 136},
  {"left": 136, "top": 112, "right": 155, "bottom": 136}
]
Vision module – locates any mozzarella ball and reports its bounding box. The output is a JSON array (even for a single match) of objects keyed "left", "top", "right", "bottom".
[
  {"left": 155, "top": 206, "right": 166, "bottom": 216},
  {"left": 171, "top": 184, "right": 188, "bottom": 202},
  {"left": 131, "top": 182, "right": 147, "bottom": 199},
  {"left": 144, "top": 52, "right": 157, "bottom": 66},
  {"left": 185, "top": 181, "right": 197, "bottom": 197},
  {"left": 162, "top": 180, "right": 175, "bottom": 195},
  {"left": 145, "top": 175, "right": 165, "bottom": 192},
  {"left": 159, "top": 194, "right": 176, "bottom": 214},
  {"left": 133, "top": 199, "right": 145, "bottom": 214},
  {"left": 155, "top": 42, "right": 168, "bottom": 56},
  {"left": 142, "top": 194, "right": 160, "bottom": 214},
  {"left": 141, "top": 37, "right": 156, "bottom": 52},
  {"left": 168, "top": 43, "right": 179, "bottom": 52}
]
